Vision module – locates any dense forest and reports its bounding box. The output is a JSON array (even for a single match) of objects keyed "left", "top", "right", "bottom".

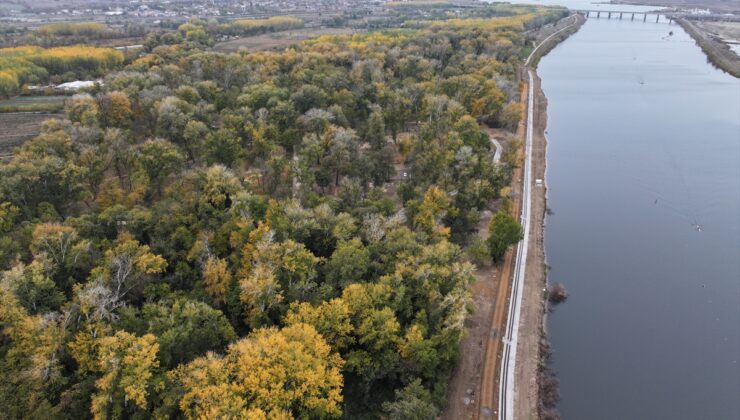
[{"left": 0, "top": 5, "right": 565, "bottom": 419}]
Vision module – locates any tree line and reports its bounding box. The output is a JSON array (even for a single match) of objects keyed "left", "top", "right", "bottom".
[{"left": 0, "top": 45, "right": 124, "bottom": 98}]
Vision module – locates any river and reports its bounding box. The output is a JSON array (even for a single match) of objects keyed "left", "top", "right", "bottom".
[
  {"left": 533, "top": 7, "right": 740, "bottom": 420},
  {"left": 486, "top": 0, "right": 740, "bottom": 417}
]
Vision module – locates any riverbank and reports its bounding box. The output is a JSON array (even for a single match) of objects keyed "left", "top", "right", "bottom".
[
  {"left": 676, "top": 17, "right": 740, "bottom": 78},
  {"left": 441, "top": 15, "right": 585, "bottom": 420},
  {"left": 513, "top": 14, "right": 585, "bottom": 419},
  {"left": 527, "top": 14, "right": 587, "bottom": 68}
]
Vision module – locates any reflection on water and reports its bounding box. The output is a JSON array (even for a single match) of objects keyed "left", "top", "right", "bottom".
[{"left": 538, "top": 14, "right": 740, "bottom": 420}]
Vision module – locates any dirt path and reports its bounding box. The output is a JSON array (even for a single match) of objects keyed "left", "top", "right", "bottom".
[{"left": 442, "top": 128, "right": 519, "bottom": 419}]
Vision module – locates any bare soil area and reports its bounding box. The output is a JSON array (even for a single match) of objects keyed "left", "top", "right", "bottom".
[
  {"left": 696, "top": 20, "right": 740, "bottom": 58},
  {"left": 442, "top": 257, "right": 500, "bottom": 419},
  {"left": 0, "top": 112, "right": 60, "bottom": 157},
  {"left": 212, "top": 27, "right": 361, "bottom": 52},
  {"left": 699, "top": 20, "right": 740, "bottom": 40},
  {"left": 678, "top": 18, "right": 740, "bottom": 77}
]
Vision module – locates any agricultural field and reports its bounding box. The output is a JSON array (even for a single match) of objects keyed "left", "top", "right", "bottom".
[
  {"left": 0, "top": 111, "right": 60, "bottom": 156},
  {"left": 213, "top": 27, "right": 360, "bottom": 52}
]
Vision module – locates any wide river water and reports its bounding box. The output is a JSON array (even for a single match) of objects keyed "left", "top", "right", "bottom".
[
  {"left": 534, "top": 7, "right": 740, "bottom": 420},
  {"left": 538, "top": 4, "right": 740, "bottom": 420}
]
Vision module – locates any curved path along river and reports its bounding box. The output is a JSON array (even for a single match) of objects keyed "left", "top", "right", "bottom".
[
  {"left": 496, "top": 15, "right": 582, "bottom": 420},
  {"left": 497, "top": 68, "right": 534, "bottom": 420}
]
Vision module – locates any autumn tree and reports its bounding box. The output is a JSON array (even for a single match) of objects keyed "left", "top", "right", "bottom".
[
  {"left": 89, "top": 233, "right": 167, "bottom": 304},
  {"left": 66, "top": 94, "right": 100, "bottom": 125},
  {"left": 175, "top": 323, "right": 343, "bottom": 418},
  {"left": 239, "top": 263, "right": 283, "bottom": 327},
  {"left": 76, "top": 143, "right": 110, "bottom": 201},
  {"left": 89, "top": 331, "right": 160, "bottom": 419},
  {"left": 182, "top": 120, "right": 209, "bottom": 161},
  {"left": 285, "top": 298, "right": 354, "bottom": 352},
  {"left": 202, "top": 256, "right": 232, "bottom": 305},
  {"left": 0, "top": 202, "right": 19, "bottom": 268},
  {"left": 1, "top": 260, "right": 63, "bottom": 314},
  {"left": 99, "top": 91, "right": 132, "bottom": 128},
  {"left": 102, "top": 128, "right": 132, "bottom": 190},
  {"left": 412, "top": 185, "right": 451, "bottom": 238},
  {"left": 137, "top": 138, "right": 184, "bottom": 197},
  {"left": 498, "top": 101, "right": 523, "bottom": 131},
  {"left": 156, "top": 96, "right": 190, "bottom": 143},
  {"left": 30, "top": 223, "right": 88, "bottom": 272}
]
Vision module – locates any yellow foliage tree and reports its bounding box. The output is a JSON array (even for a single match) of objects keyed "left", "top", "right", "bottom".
[
  {"left": 91, "top": 331, "right": 160, "bottom": 419},
  {"left": 30, "top": 223, "right": 88, "bottom": 269},
  {"left": 285, "top": 298, "right": 354, "bottom": 352},
  {"left": 202, "top": 256, "right": 232, "bottom": 304},
  {"left": 100, "top": 91, "right": 132, "bottom": 128},
  {"left": 412, "top": 185, "right": 451, "bottom": 238},
  {"left": 175, "top": 323, "right": 343, "bottom": 419}
]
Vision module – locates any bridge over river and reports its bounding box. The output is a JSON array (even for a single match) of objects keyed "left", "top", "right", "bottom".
[
  {"left": 574, "top": 9, "right": 740, "bottom": 23},
  {"left": 574, "top": 9, "right": 674, "bottom": 23}
]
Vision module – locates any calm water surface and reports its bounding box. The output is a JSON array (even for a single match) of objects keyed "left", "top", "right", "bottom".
[{"left": 538, "top": 14, "right": 740, "bottom": 420}]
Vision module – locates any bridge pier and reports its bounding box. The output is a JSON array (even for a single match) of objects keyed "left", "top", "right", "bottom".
[
  {"left": 608, "top": 12, "right": 611, "bottom": 19},
  {"left": 631, "top": 13, "right": 635, "bottom": 21},
  {"left": 619, "top": 12, "right": 623, "bottom": 20},
  {"left": 656, "top": 14, "right": 660, "bottom": 23},
  {"left": 597, "top": 11, "right": 600, "bottom": 19},
  {"left": 643, "top": 13, "right": 647, "bottom": 22}
]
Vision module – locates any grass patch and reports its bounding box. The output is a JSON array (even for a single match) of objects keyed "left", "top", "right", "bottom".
[{"left": 0, "top": 95, "right": 66, "bottom": 113}]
